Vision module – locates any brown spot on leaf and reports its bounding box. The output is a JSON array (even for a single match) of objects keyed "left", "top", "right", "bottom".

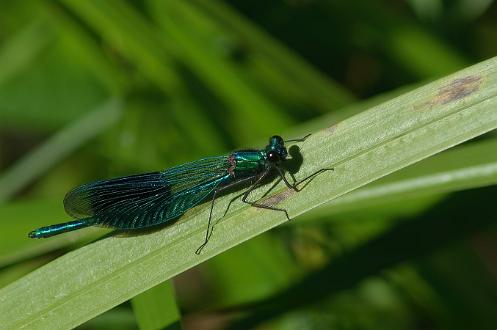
[
  {"left": 326, "top": 124, "right": 337, "bottom": 134},
  {"left": 434, "top": 75, "right": 482, "bottom": 105},
  {"left": 259, "top": 189, "right": 295, "bottom": 208}
]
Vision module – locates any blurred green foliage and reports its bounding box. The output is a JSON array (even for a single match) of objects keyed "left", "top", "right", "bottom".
[{"left": 0, "top": 0, "right": 496, "bottom": 329}]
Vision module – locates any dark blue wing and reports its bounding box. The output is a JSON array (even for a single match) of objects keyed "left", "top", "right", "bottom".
[{"left": 63, "top": 156, "right": 231, "bottom": 229}]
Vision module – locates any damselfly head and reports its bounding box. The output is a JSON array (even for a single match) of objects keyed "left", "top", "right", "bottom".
[{"left": 266, "top": 135, "right": 288, "bottom": 163}]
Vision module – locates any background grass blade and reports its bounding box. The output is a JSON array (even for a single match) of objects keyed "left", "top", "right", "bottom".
[
  {"left": 131, "top": 281, "right": 181, "bottom": 330},
  {"left": 147, "top": 0, "right": 293, "bottom": 141},
  {"left": 0, "top": 57, "right": 496, "bottom": 329},
  {"left": 60, "top": 0, "right": 178, "bottom": 92},
  {"left": 0, "top": 20, "right": 52, "bottom": 86},
  {"left": 181, "top": 0, "right": 356, "bottom": 112},
  {"left": 43, "top": 3, "right": 126, "bottom": 95},
  {"left": 0, "top": 98, "right": 122, "bottom": 202},
  {"left": 229, "top": 185, "right": 497, "bottom": 329},
  {"left": 60, "top": 0, "right": 223, "bottom": 152}
]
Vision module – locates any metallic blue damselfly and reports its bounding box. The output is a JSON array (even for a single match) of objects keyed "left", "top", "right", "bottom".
[{"left": 29, "top": 135, "right": 330, "bottom": 253}]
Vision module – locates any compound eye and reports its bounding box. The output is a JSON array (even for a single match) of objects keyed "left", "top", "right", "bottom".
[{"left": 269, "top": 135, "right": 284, "bottom": 147}]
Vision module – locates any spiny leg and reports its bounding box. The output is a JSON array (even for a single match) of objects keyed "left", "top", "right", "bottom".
[
  {"left": 239, "top": 165, "right": 331, "bottom": 220},
  {"left": 241, "top": 168, "right": 291, "bottom": 221},
  {"left": 222, "top": 192, "right": 245, "bottom": 217},
  {"left": 276, "top": 166, "right": 334, "bottom": 192},
  {"left": 275, "top": 166, "right": 298, "bottom": 191},
  {"left": 241, "top": 190, "right": 290, "bottom": 220},
  {"left": 221, "top": 176, "right": 259, "bottom": 218},
  {"left": 284, "top": 133, "right": 334, "bottom": 189},
  {"left": 258, "top": 176, "right": 282, "bottom": 200},
  {"left": 242, "top": 166, "right": 334, "bottom": 221},
  {"left": 195, "top": 176, "right": 256, "bottom": 255},
  {"left": 222, "top": 175, "right": 282, "bottom": 217},
  {"left": 294, "top": 167, "right": 334, "bottom": 190},
  {"left": 241, "top": 166, "right": 333, "bottom": 222}
]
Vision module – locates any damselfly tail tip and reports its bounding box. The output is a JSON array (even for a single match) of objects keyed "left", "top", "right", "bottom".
[{"left": 28, "top": 230, "right": 40, "bottom": 239}]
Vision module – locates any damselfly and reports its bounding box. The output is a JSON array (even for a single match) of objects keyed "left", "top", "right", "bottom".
[{"left": 29, "top": 135, "right": 330, "bottom": 253}]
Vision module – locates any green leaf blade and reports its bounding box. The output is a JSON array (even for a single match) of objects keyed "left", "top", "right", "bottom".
[{"left": 1, "top": 56, "right": 497, "bottom": 329}]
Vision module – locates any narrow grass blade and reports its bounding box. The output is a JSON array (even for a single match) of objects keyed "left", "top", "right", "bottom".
[
  {"left": 147, "top": 0, "right": 293, "bottom": 141},
  {"left": 60, "top": 0, "right": 224, "bottom": 151},
  {"left": 204, "top": 233, "right": 300, "bottom": 308},
  {"left": 43, "top": 3, "right": 126, "bottom": 94},
  {"left": 187, "top": 0, "right": 355, "bottom": 111},
  {"left": 131, "top": 281, "right": 181, "bottom": 330},
  {"left": 308, "top": 137, "right": 497, "bottom": 216},
  {"left": 0, "top": 98, "right": 122, "bottom": 202},
  {"left": 229, "top": 185, "right": 497, "bottom": 329},
  {"left": 0, "top": 20, "right": 52, "bottom": 85},
  {"left": 61, "top": 0, "right": 178, "bottom": 92}
]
